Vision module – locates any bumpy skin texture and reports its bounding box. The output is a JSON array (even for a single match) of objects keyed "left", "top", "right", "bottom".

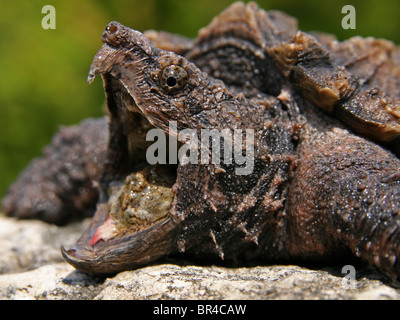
[
  {"left": 2, "top": 118, "right": 108, "bottom": 225},
  {"left": 3, "top": 2, "right": 400, "bottom": 276}
]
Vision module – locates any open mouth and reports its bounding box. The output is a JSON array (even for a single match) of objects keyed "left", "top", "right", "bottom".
[
  {"left": 62, "top": 70, "right": 181, "bottom": 274},
  {"left": 89, "top": 164, "right": 177, "bottom": 246}
]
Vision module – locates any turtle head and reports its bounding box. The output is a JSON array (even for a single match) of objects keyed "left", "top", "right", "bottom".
[
  {"left": 87, "top": 21, "right": 222, "bottom": 134},
  {"left": 62, "top": 22, "right": 258, "bottom": 274}
]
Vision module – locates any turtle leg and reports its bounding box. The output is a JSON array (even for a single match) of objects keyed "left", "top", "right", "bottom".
[
  {"left": 1, "top": 118, "right": 108, "bottom": 225},
  {"left": 286, "top": 122, "right": 400, "bottom": 277}
]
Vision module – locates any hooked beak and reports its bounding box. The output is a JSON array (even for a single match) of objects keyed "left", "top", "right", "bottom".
[{"left": 61, "top": 204, "right": 179, "bottom": 274}]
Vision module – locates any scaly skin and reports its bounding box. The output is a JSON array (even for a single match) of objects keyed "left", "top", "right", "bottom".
[
  {"left": 61, "top": 21, "right": 302, "bottom": 273},
  {"left": 3, "top": 2, "right": 400, "bottom": 276},
  {"left": 60, "top": 20, "right": 400, "bottom": 277}
]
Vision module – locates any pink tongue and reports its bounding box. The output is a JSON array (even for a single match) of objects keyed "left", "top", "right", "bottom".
[{"left": 89, "top": 218, "right": 117, "bottom": 246}]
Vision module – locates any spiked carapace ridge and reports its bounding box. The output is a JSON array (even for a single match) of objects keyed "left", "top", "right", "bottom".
[{"left": 3, "top": 2, "right": 400, "bottom": 276}]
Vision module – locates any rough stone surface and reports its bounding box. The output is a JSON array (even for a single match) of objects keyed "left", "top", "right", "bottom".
[
  {"left": 1, "top": 214, "right": 400, "bottom": 300},
  {"left": 0, "top": 215, "right": 90, "bottom": 274},
  {"left": 0, "top": 263, "right": 103, "bottom": 300},
  {"left": 99, "top": 264, "right": 400, "bottom": 300}
]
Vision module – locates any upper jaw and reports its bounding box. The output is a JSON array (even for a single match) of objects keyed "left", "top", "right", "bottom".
[
  {"left": 87, "top": 21, "right": 158, "bottom": 85},
  {"left": 86, "top": 36, "right": 154, "bottom": 121}
]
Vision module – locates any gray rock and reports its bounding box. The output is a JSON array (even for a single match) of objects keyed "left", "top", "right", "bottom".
[
  {"left": 0, "top": 263, "right": 103, "bottom": 300},
  {"left": 96, "top": 264, "right": 400, "bottom": 300},
  {"left": 0, "top": 215, "right": 89, "bottom": 273},
  {"left": 1, "top": 214, "right": 400, "bottom": 300}
]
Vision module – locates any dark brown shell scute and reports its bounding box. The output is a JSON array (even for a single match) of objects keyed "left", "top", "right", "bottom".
[{"left": 189, "top": 40, "right": 285, "bottom": 97}]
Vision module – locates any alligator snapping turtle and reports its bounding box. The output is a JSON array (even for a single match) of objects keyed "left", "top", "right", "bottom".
[{"left": 2, "top": 2, "right": 400, "bottom": 276}]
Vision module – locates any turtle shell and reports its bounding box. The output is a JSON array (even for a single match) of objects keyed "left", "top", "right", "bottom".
[{"left": 146, "top": 1, "right": 400, "bottom": 156}]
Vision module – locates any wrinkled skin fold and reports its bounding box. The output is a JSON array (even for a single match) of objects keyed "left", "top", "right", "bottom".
[{"left": 3, "top": 2, "right": 400, "bottom": 276}]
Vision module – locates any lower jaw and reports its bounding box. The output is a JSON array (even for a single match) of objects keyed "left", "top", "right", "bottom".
[
  {"left": 61, "top": 159, "right": 180, "bottom": 274},
  {"left": 61, "top": 214, "right": 180, "bottom": 274}
]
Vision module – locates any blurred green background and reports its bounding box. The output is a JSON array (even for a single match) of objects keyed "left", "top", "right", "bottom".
[{"left": 1, "top": 0, "right": 399, "bottom": 198}]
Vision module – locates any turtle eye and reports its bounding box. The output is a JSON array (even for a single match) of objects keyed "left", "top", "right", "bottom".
[{"left": 159, "top": 65, "right": 188, "bottom": 94}]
